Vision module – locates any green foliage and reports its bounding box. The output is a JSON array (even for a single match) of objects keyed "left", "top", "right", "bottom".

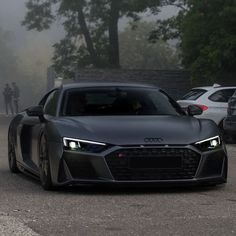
[
  {"left": 120, "top": 22, "right": 180, "bottom": 70},
  {"left": 22, "top": 1, "right": 55, "bottom": 31},
  {"left": 152, "top": 0, "right": 236, "bottom": 82},
  {"left": 23, "top": 0, "right": 161, "bottom": 78}
]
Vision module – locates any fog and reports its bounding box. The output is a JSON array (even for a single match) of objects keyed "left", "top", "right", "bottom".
[
  {"left": 0, "top": 0, "right": 64, "bottom": 46},
  {"left": 0, "top": 0, "right": 177, "bottom": 112},
  {"left": 0, "top": 0, "right": 64, "bottom": 112}
]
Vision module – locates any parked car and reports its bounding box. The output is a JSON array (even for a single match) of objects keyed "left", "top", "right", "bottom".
[
  {"left": 8, "top": 83, "right": 227, "bottom": 190},
  {"left": 177, "top": 84, "right": 236, "bottom": 129},
  {"left": 224, "top": 91, "right": 236, "bottom": 142}
]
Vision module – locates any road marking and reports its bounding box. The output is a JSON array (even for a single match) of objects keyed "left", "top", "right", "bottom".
[{"left": 0, "top": 214, "right": 40, "bottom": 236}]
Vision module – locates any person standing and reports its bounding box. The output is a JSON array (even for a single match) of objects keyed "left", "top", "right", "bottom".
[
  {"left": 12, "top": 82, "right": 20, "bottom": 114},
  {"left": 3, "top": 83, "right": 14, "bottom": 116}
]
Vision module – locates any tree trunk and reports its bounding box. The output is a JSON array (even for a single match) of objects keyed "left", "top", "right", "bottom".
[
  {"left": 108, "top": 0, "right": 121, "bottom": 68},
  {"left": 77, "top": 3, "right": 99, "bottom": 67}
]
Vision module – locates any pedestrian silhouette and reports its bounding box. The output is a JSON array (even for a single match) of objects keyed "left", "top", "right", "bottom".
[
  {"left": 3, "top": 83, "right": 14, "bottom": 116},
  {"left": 12, "top": 82, "right": 20, "bottom": 114}
]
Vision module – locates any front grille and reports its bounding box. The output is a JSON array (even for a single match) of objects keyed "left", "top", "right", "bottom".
[{"left": 105, "top": 148, "right": 201, "bottom": 181}]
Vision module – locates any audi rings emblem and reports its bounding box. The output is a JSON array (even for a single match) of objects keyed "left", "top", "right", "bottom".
[{"left": 144, "top": 138, "right": 164, "bottom": 143}]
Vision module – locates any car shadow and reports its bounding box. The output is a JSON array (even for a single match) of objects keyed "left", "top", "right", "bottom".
[{"left": 56, "top": 184, "right": 224, "bottom": 196}]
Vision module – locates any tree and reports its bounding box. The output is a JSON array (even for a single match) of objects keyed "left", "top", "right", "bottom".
[
  {"left": 120, "top": 22, "right": 179, "bottom": 70},
  {"left": 23, "top": 0, "right": 160, "bottom": 77},
  {"left": 151, "top": 0, "right": 236, "bottom": 82}
]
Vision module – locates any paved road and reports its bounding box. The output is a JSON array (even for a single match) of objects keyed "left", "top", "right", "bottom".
[{"left": 0, "top": 117, "right": 236, "bottom": 236}]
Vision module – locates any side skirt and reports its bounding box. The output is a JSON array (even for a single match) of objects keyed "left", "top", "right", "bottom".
[{"left": 17, "top": 162, "right": 40, "bottom": 180}]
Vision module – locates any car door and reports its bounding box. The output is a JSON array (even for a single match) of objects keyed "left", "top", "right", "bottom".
[
  {"left": 18, "top": 89, "right": 59, "bottom": 173},
  {"left": 206, "top": 89, "right": 236, "bottom": 124}
]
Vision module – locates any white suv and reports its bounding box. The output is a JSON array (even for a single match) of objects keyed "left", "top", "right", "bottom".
[{"left": 177, "top": 84, "right": 236, "bottom": 127}]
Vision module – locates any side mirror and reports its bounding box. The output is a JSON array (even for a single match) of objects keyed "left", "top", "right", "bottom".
[
  {"left": 26, "top": 106, "right": 44, "bottom": 118},
  {"left": 187, "top": 105, "right": 203, "bottom": 116}
]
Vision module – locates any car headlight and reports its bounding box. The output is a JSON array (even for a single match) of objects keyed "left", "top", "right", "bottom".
[
  {"left": 63, "top": 137, "right": 108, "bottom": 153},
  {"left": 194, "top": 136, "right": 222, "bottom": 152}
]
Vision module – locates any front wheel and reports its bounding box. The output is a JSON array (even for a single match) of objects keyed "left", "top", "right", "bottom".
[
  {"left": 39, "top": 134, "right": 53, "bottom": 190},
  {"left": 219, "top": 121, "right": 230, "bottom": 143},
  {"left": 224, "top": 133, "right": 236, "bottom": 144}
]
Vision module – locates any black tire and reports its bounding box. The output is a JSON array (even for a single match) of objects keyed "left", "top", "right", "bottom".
[
  {"left": 219, "top": 121, "right": 230, "bottom": 143},
  {"left": 228, "top": 134, "right": 236, "bottom": 144},
  {"left": 39, "top": 134, "right": 53, "bottom": 190},
  {"left": 231, "top": 136, "right": 236, "bottom": 144},
  {"left": 8, "top": 136, "right": 19, "bottom": 173},
  {"left": 225, "top": 135, "right": 236, "bottom": 144}
]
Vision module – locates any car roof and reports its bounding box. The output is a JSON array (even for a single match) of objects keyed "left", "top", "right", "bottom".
[
  {"left": 61, "top": 82, "right": 159, "bottom": 90},
  {"left": 192, "top": 85, "right": 236, "bottom": 91}
]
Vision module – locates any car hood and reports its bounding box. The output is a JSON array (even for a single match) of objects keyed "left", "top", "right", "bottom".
[{"left": 53, "top": 116, "right": 219, "bottom": 146}]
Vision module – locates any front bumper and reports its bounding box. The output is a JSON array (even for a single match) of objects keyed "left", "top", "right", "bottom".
[{"left": 49, "top": 144, "right": 227, "bottom": 187}]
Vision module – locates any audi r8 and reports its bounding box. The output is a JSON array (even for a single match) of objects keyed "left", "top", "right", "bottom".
[{"left": 8, "top": 83, "right": 228, "bottom": 190}]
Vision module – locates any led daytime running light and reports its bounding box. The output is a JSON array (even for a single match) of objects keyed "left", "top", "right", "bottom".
[
  {"left": 195, "top": 136, "right": 221, "bottom": 145},
  {"left": 63, "top": 137, "right": 106, "bottom": 147}
]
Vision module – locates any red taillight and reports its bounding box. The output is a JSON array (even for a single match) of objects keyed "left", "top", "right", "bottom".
[{"left": 196, "top": 105, "right": 208, "bottom": 111}]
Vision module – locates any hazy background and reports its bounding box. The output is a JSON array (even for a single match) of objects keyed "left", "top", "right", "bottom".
[{"left": 0, "top": 0, "right": 177, "bottom": 112}]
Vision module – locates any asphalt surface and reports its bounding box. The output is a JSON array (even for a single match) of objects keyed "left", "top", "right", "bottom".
[{"left": 0, "top": 116, "right": 236, "bottom": 236}]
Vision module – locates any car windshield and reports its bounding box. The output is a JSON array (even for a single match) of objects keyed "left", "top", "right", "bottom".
[
  {"left": 61, "top": 87, "right": 184, "bottom": 116},
  {"left": 182, "top": 89, "right": 207, "bottom": 100}
]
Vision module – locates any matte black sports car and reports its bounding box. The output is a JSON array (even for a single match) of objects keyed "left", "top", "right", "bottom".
[{"left": 8, "top": 83, "right": 228, "bottom": 190}]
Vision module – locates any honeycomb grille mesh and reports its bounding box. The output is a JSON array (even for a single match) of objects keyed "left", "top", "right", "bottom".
[{"left": 105, "top": 148, "right": 201, "bottom": 181}]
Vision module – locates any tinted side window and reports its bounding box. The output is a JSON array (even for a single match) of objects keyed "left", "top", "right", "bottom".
[
  {"left": 39, "top": 90, "right": 57, "bottom": 107},
  {"left": 209, "top": 89, "right": 236, "bottom": 103},
  {"left": 44, "top": 90, "right": 59, "bottom": 116}
]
